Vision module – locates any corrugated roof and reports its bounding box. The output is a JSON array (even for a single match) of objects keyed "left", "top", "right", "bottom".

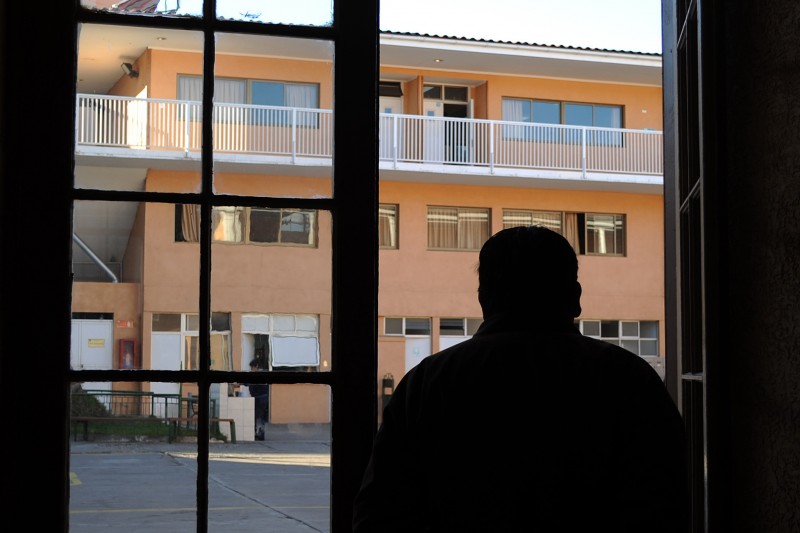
[{"left": 380, "top": 30, "right": 661, "bottom": 57}]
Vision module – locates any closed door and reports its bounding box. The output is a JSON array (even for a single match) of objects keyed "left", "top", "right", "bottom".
[
  {"left": 71, "top": 319, "right": 113, "bottom": 392},
  {"left": 405, "top": 337, "right": 431, "bottom": 373}
]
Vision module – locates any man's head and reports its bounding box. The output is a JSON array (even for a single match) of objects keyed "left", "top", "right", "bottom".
[{"left": 477, "top": 225, "right": 581, "bottom": 320}]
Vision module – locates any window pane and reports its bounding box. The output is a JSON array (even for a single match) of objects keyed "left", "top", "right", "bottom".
[
  {"left": 594, "top": 105, "right": 622, "bottom": 128},
  {"left": 152, "top": 313, "right": 181, "bottom": 332},
  {"left": 532, "top": 101, "right": 561, "bottom": 124},
  {"left": 621, "top": 339, "right": 640, "bottom": 354},
  {"left": 503, "top": 209, "right": 534, "bottom": 229},
  {"left": 621, "top": 321, "right": 640, "bottom": 337},
  {"left": 444, "top": 86, "right": 468, "bottom": 102},
  {"left": 405, "top": 318, "right": 431, "bottom": 336},
  {"left": 600, "top": 320, "right": 619, "bottom": 338},
  {"left": 76, "top": 25, "right": 203, "bottom": 193},
  {"left": 457, "top": 208, "right": 490, "bottom": 250},
  {"left": 641, "top": 339, "right": 660, "bottom": 356},
  {"left": 466, "top": 318, "right": 484, "bottom": 336},
  {"left": 641, "top": 320, "right": 659, "bottom": 338},
  {"left": 252, "top": 81, "right": 284, "bottom": 106},
  {"left": 423, "top": 85, "right": 442, "bottom": 99},
  {"left": 249, "top": 208, "right": 282, "bottom": 242},
  {"left": 582, "top": 320, "right": 601, "bottom": 337},
  {"left": 384, "top": 317, "right": 403, "bottom": 335},
  {"left": 440, "top": 318, "right": 465, "bottom": 336},
  {"left": 212, "top": 206, "right": 245, "bottom": 243},
  {"left": 565, "top": 103, "right": 593, "bottom": 126},
  {"left": 379, "top": 204, "right": 398, "bottom": 248},
  {"left": 586, "top": 213, "right": 625, "bottom": 255},
  {"left": 428, "top": 206, "right": 459, "bottom": 249}
]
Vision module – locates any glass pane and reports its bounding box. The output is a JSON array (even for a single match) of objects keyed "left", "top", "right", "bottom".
[
  {"left": 70, "top": 381, "right": 199, "bottom": 531},
  {"left": 439, "top": 318, "right": 465, "bottom": 336},
  {"left": 210, "top": 384, "right": 332, "bottom": 529},
  {"left": 641, "top": 320, "right": 659, "bottom": 338},
  {"left": 594, "top": 105, "right": 622, "bottom": 128},
  {"left": 213, "top": 33, "right": 334, "bottom": 199},
  {"left": 600, "top": 320, "right": 619, "bottom": 338},
  {"left": 405, "top": 318, "right": 431, "bottom": 336},
  {"left": 213, "top": 209, "right": 332, "bottom": 372},
  {"left": 621, "top": 339, "right": 639, "bottom": 354},
  {"left": 384, "top": 317, "right": 403, "bottom": 335},
  {"left": 444, "top": 86, "right": 468, "bottom": 102},
  {"left": 621, "top": 321, "right": 639, "bottom": 337},
  {"left": 565, "top": 103, "right": 593, "bottom": 126},
  {"left": 582, "top": 320, "right": 600, "bottom": 337},
  {"left": 532, "top": 101, "right": 561, "bottom": 124},
  {"left": 76, "top": 24, "right": 204, "bottom": 192},
  {"left": 466, "top": 318, "right": 484, "bottom": 336},
  {"left": 423, "top": 85, "right": 442, "bottom": 99},
  {"left": 641, "top": 339, "right": 660, "bottom": 356},
  {"left": 216, "top": 0, "right": 333, "bottom": 26}
]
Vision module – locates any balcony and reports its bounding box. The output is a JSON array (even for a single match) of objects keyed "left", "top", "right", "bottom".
[{"left": 75, "top": 94, "right": 663, "bottom": 191}]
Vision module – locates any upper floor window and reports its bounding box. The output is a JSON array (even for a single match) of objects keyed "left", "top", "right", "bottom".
[
  {"left": 178, "top": 75, "right": 320, "bottom": 126},
  {"left": 175, "top": 205, "right": 317, "bottom": 247},
  {"left": 501, "top": 98, "right": 623, "bottom": 144},
  {"left": 379, "top": 204, "right": 399, "bottom": 249},
  {"left": 427, "top": 206, "right": 490, "bottom": 251},
  {"left": 502, "top": 209, "right": 626, "bottom": 257}
]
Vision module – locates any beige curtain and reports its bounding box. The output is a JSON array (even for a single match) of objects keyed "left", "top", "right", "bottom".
[
  {"left": 181, "top": 204, "right": 200, "bottom": 242},
  {"left": 428, "top": 207, "right": 459, "bottom": 249},
  {"left": 563, "top": 212, "right": 580, "bottom": 252},
  {"left": 458, "top": 209, "right": 490, "bottom": 250}
]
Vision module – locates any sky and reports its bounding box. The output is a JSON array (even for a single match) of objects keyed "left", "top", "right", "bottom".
[
  {"left": 206, "top": 0, "right": 663, "bottom": 54},
  {"left": 379, "top": 0, "right": 663, "bottom": 53}
]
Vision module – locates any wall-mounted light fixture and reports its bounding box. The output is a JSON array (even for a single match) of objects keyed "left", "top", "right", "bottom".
[{"left": 121, "top": 62, "right": 139, "bottom": 78}]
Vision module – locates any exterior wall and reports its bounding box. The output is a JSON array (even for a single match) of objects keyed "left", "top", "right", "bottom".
[
  {"left": 74, "top": 42, "right": 666, "bottom": 428},
  {"left": 380, "top": 66, "right": 663, "bottom": 129}
]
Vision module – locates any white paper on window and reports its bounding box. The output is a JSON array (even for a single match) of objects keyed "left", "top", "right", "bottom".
[{"left": 271, "top": 335, "right": 319, "bottom": 367}]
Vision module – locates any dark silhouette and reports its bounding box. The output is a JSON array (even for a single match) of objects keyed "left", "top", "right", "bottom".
[
  {"left": 353, "top": 225, "right": 688, "bottom": 532},
  {"left": 246, "top": 357, "right": 269, "bottom": 441}
]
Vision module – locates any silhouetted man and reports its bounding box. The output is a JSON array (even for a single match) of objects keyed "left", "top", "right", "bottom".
[{"left": 353, "top": 225, "right": 687, "bottom": 532}]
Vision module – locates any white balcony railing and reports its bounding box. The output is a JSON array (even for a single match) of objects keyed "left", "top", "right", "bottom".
[{"left": 76, "top": 94, "right": 663, "bottom": 176}]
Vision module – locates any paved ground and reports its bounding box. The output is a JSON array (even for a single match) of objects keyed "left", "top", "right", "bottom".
[{"left": 69, "top": 424, "right": 334, "bottom": 532}]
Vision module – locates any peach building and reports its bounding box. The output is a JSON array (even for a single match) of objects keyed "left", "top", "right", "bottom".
[{"left": 71, "top": 26, "right": 664, "bottom": 438}]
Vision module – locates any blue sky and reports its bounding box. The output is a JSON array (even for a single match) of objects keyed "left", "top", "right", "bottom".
[{"left": 207, "top": 0, "right": 662, "bottom": 54}]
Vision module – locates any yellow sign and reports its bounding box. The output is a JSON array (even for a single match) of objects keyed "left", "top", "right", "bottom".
[{"left": 87, "top": 338, "right": 105, "bottom": 347}]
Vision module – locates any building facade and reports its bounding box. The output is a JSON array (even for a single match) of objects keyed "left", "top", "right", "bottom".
[{"left": 71, "top": 23, "right": 665, "bottom": 438}]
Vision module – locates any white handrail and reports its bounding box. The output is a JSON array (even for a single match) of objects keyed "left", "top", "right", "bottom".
[{"left": 75, "top": 94, "right": 663, "bottom": 175}]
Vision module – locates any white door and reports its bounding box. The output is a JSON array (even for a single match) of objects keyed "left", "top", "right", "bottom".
[
  {"left": 70, "top": 319, "right": 113, "bottom": 393},
  {"left": 423, "top": 100, "right": 445, "bottom": 162},
  {"left": 405, "top": 337, "right": 431, "bottom": 372},
  {"left": 439, "top": 335, "right": 471, "bottom": 351},
  {"left": 379, "top": 96, "right": 403, "bottom": 160},
  {"left": 150, "top": 333, "right": 181, "bottom": 417}
]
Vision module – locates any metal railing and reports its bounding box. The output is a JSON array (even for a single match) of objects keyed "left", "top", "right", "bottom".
[{"left": 76, "top": 94, "right": 663, "bottom": 176}]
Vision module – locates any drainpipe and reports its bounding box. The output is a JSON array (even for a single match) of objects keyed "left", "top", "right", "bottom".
[{"left": 72, "top": 233, "right": 119, "bottom": 283}]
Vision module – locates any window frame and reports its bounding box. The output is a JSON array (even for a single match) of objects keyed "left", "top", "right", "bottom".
[
  {"left": 426, "top": 205, "right": 491, "bottom": 251},
  {"left": 500, "top": 96, "right": 624, "bottom": 145},
  {"left": 378, "top": 203, "right": 399, "bottom": 249}
]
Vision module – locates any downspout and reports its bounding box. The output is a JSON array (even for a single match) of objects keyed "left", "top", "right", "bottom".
[{"left": 72, "top": 233, "right": 119, "bottom": 283}]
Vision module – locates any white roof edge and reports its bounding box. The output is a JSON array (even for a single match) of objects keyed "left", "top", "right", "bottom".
[{"left": 379, "top": 33, "right": 662, "bottom": 68}]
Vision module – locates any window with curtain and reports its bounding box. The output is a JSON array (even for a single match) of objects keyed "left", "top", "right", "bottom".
[
  {"left": 427, "top": 206, "right": 490, "bottom": 251},
  {"left": 379, "top": 204, "right": 398, "bottom": 249},
  {"left": 501, "top": 97, "right": 622, "bottom": 144},
  {"left": 175, "top": 205, "right": 317, "bottom": 246},
  {"left": 177, "top": 76, "right": 319, "bottom": 126},
  {"left": 501, "top": 209, "right": 625, "bottom": 256}
]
